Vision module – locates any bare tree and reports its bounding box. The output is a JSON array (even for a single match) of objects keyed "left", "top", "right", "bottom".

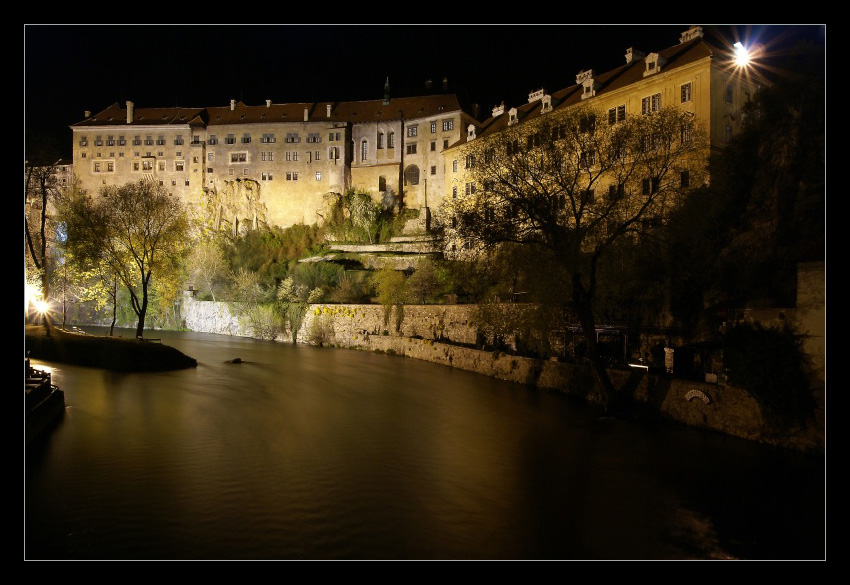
[
  {"left": 24, "top": 160, "right": 64, "bottom": 330},
  {"left": 442, "top": 105, "right": 707, "bottom": 412},
  {"left": 61, "top": 180, "right": 189, "bottom": 338}
]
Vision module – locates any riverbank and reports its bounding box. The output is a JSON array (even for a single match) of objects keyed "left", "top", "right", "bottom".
[{"left": 24, "top": 325, "right": 198, "bottom": 371}]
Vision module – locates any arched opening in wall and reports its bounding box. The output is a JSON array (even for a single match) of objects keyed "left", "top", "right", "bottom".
[
  {"left": 404, "top": 165, "right": 420, "bottom": 186},
  {"left": 378, "top": 175, "right": 387, "bottom": 192}
]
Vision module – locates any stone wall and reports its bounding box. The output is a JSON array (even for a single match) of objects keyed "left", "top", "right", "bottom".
[{"left": 180, "top": 297, "right": 824, "bottom": 453}]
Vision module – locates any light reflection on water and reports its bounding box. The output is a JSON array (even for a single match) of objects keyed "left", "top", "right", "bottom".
[{"left": 26, "top": 328, "right": 824, "bottom": 560}]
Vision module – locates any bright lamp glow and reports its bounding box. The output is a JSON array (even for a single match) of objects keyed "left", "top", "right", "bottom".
[
  {"left": 733, "top": 42, "right": 750, "bottom": 66},
  {"left": 33, "top": 298, "right": 50, "bottom": 315}
]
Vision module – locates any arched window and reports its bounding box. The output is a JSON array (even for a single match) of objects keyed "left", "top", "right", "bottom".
[
  {"left": 404, "top": 165, "right": 420, "bottom": 186},
  {"left": 378, "top": 132, "right": 384, "bottom": 149},
  {"left": 361, "top": 139, "right": 368, "bottom": 162}
]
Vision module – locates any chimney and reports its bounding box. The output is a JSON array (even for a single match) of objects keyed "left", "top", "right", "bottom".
[
  {"left": 383, "top": 77, "right": 390, "bottom": 105},
  {"left": 425, "top": 79, "right": 433, "bottom": 91},
  {"left": 442, "top": 77, "right": 448, "bottom": 91},
  {"left": 471, "top": 103, "right": 479, "bottom": 119},
  {"left": 303, "top": 107, "right": 309, "bottom": 122},
  {"left": 266, "top": 99, "right": 272, "bottom": 107},
  {"left": 230, "top": 99, "right": 236, "bottom": 111},
  {"left": 679, "top": 26, "right": 704, "bottom": 44},
  {"left": 326, "top": 104, "right": 332, "bottom": 118},
  {"left": 126, "top": 101, "right": 134, "bottom": 124},
  {"left": 84, "top": 110, "right": 91, "bottom": 118},
  {"left": 492, "top": 102, "right": 505, "bottom": 118}
]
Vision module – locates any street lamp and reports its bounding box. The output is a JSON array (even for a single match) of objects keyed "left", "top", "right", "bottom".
[{"left": 733, "top": 42, "right": 750, "bottom": 67}]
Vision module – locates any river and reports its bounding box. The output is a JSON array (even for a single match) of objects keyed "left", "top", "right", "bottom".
[{"left": 25, "top": 328, "right": 825, "bottom": 560}]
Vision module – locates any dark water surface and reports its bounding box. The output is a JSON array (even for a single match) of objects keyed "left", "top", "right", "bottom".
[{"left": 25, "top": 329, "right": 824, "bottom": 560}]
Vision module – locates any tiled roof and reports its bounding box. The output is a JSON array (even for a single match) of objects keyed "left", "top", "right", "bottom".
[
  {"left": 72, "top": 103, "right": 208, "bottom": 127},
  {"left": 73, "top": 94, "right": 464, "bottom": 129},
  {"left": 457, "top": 36, "right": 715, "bottom": 145}
]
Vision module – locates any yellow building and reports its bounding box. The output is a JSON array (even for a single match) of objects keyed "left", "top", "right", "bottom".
[
  {"left": 443, "top": 25, "right": 760, "bottom": 220},
  {"left": 71, "top": 91, "right": 472, "bottom": 232}
]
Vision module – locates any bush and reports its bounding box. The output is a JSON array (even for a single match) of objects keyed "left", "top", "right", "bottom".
[{"left": 723, "top": 322, "right": 815, "bottom": 430}]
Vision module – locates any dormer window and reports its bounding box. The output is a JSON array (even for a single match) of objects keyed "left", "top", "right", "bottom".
[
  {"left": 508, "top": 108, "right": 518, "bottom": 126},
  {"left": 541, "top": 95, "right": 552, "bottom": 113},
  {"left": 576, "top": 70, "right": 598, "bottom": 100},
  {"left": 467, "top": 124, "right": 476, "bottom": 141},
  {"left": 643, "top": 53, "right": 667, "bottom": 77}
]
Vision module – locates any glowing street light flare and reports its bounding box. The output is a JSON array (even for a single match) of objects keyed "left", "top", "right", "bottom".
[{"left": 733, "top": 42, "right": 750, "bottom": 67}]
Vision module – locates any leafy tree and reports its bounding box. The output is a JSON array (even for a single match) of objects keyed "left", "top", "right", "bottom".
[
  {"left": 187, "top": 236, "right": 229, "bottom": 301},
  {"left": 407, "top": 259, "right": 442, "bottom": 304},
  {"left": 371, "top": 267, "right": 409, "bottom": 331},
  {"left": 442, "top": 105, "right": 708, "bottom": 412},
  {"left": 60, "top": 180, "right": 189, "bottom": 338}
]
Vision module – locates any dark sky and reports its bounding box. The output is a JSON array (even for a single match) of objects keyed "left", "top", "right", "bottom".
[{"left": 24, "top": 24, "right": 825, "bottom": 159}]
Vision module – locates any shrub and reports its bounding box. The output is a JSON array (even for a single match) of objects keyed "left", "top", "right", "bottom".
[{"left": 723, "top": 322, "right": 815, "bottom": 430}]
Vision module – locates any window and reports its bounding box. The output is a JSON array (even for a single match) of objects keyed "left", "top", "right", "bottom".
[
  {"left": 241, "top": 134, "right": 251, "bottom": 144},
  {"left": 226, "top": 134, "right": 235, "bottom": 144},
  {"left": 118, "top": 136, "right": 126, "bottom": 146},
  {"left": 579, "top": 113, "right": 596, "bottom": 133},
  {"left": 404, "top": 165, "right": 420, "bottom": 186},
  {"left": 208, "top": 152, "right": 215, "bottom": 162},
  {"left": 175, "top": 161, "right": 185, "bottom": 171},
  {"left": 156, "top": 136, "right": 165, "bottom": 146},
  {"left": 406, "top": 144, "right": 417, "bottom": 155},
  {"left": 208, "top": 135, "right": 218, "bottom": 145},
  {"left": 430, "top": 141, "right": 436, "bottom": 151},
  {"left": 243, "top": 168, "right": 249, "bottom": 175},
  {"left": 378, "top": 132, "right": 384, "bottom": 149},
  {"left": 261, "top": 133, "right": 276, "bottom": 143},
  {"left": 361, "top": 140, "right": 368, "bottom": 161},
  {"left": 286, "top": 171, "right": 299, "bottom": 181},
  {"left": 79, "top": 137, "right": 88, "bottom": 147},
  {"left": 231, "top": 152, "right": 247, "bottom": 163},
  {"left": 642, "top": 93, "right": 662, "bottom": 115},
  {"left": 285, "top": 151, "right": 299, "bottom": 161},
  {"left": 388, "top": 132, "right": 395, "bottom": 148},
  {"left": 431, "top": 166, "right": 436, "bottom": 175},
  {"left": 314, "top": 151, "right": 320, "bottom": 161},
  {"left": 106, "top": 136, "right": 115, "bottom": 146},
  {"left": 443, "top": 139, "right": 449, "bottom": 149},
  {"left": 608, "top": 184, "right": 624, "bottom": 200},
  {"left": 134, "top": 136, "right": 142, "bottom": 146},
  {"left": 158, "top": 161, "right": 166, "bottom": 171},
  {"left": 328, "top": 131, "right": 341, "bottom": 141},
  {"left": 145, "top": 136, "right": 154, "bottom": 145},
  {"left": 443, "top": 120, "right": 454, "bottom": 131},
  {"left": 172, "top": 179, "right": 177, "bottom": 186},
  {"left": 175, "top": 136, "right": 184, "bottom": 145},
  {"left": 681, "top": 82, "right": 692, "bottom": 103},
  {"left": 680, "top": 123, "right": 692, "bottom": 144},
  {"left": 431, "top": 122, "right": 437, "bottom": 133},
  {"left": 142, "top": 160, "right": 153, "bottom": 171},
  {"left": 93, "top": 162, "right": 101, "bottom": 172},
  {"left": 407, "top": 126, "right": 418, "bottom": 137},
  {"left": 465, "top": 182, "right": 476, "bottom": 195},
  {"left": 465, "top": 154, "right": 475, "bottom": 169},
  {"left": 452, "top": 160, "right": 458, "bottom": 172},
  {"left": 94, "top": 136, "right": 103, "bottom": 146},
  {"left": 286, "top": 133, "right": 300, "bottom": 143},
  {"left": 261, "top": 151, "right": 274, "bottom": 162},
  {"left": 452, "top": 186, "right": 457, "bottom": 198},
  {"left": 328, "top": 147, "right": 339, "bottom": 160},
  {"left": 316, "top": 172, "right": 322, "bottom": 181},
  {"left": 608, "top": 105, "right": 626, "bottom": 125},
  {"left": 726, "top": 83, "right": 734, "bottom": 104},
  {"left": 185, "top": 179, "right": 190, "bottom": 186},
  {"left": 132, "top": 161, "right": 139, "bottom": 171},
  {"left": 307, "top": 133, "right": 321, "bottom": 143}
]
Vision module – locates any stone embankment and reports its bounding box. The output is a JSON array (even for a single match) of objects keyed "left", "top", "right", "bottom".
[{"left": 181, "top": 296, "right": 824, "bottom": 453}]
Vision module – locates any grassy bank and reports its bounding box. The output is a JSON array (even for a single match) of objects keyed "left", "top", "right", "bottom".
[{"left": 25, "top": 325, "right": 197, "bottom": 372}]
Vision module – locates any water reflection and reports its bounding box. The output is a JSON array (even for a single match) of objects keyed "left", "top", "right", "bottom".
[{"left": 26, "top": 329, "right": 824, "bottom": 560}]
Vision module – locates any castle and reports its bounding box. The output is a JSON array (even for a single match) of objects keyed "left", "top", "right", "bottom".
[{"left": 69, "top": 26, "right": 757, "bottom": 233}]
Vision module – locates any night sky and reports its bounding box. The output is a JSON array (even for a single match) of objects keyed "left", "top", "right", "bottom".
[{"left": 24, "top": 24, "right": 825, "bottom": 159}]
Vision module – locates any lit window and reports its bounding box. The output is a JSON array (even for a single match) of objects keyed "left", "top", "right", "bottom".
[
  {"left": 408, "top": 126, "right": 418, "bottom": 137},
  {"left": 388, "top": 132, "right": 395, "bottom": 148},
  {"left": 316, "top": 172, "right": 322, "bottom": 181},
  {"left": 442, "top": 120, "right": 454, "bottom": 131},
  {"left": 361, "top": 140, "right": 368, "bottom": 161},
  {"left": 175, "top": 161, "right": 185, "bottom": 171},
  {"left": 681, "top": 83, "right": 692, "bottom": 103},
  {"left": 431, "top": 122, "right": 437, "bottom": 133},
  {"left": 641, "top": 93, "right": 662, "bottom": 115}
]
